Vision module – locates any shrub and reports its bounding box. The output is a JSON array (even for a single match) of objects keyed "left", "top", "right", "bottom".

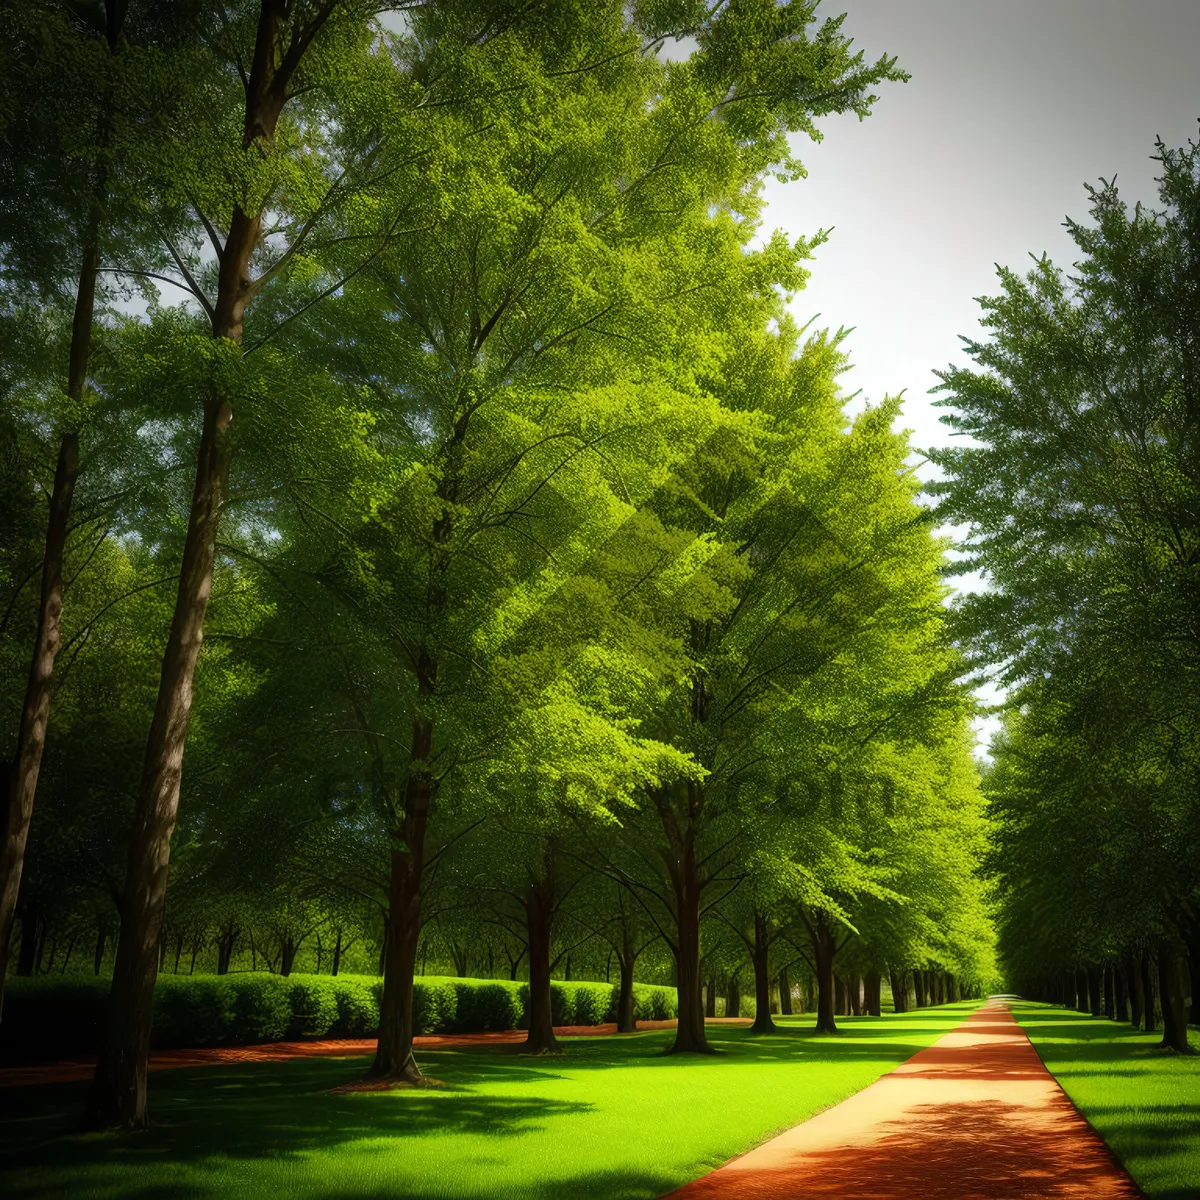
[
  {"left": 634, "top": 983, "right": 678, "bottom": 1021},
  {"left": 0, "top": 971, "right": 679, "bottom": 1064},
  {"left": 565, "top": 981, "right": 612, "bottom": 1025},
  {"left": 288, "top": 977, "right": 340, "bottom": 1038},
  {"left": 411, "top": 978, "right": 458, "bottom": 1034},
  {"left": 228, "top": 974, "right": 293, "bottom": 1042},
  {"left": 330, "top": 975, "right": 378, "bottom": 1035},
  {"left": 449, "top": 980, "right": 521, "bottom": 1032},
  {"left": 155, "top": 976, "right": 235, "bottom": 1047}
]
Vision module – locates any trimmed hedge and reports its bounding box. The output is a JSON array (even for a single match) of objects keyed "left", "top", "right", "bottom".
[{"left": 0, "top": 973, "right": 679, "bottom": 1064}]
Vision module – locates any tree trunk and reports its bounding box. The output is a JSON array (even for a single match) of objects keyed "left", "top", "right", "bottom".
[
  {"left": 522, "top": 866, "right": 558, "bottom": 1055},
  {"left": 1103, "top": 964, "right": 1115, "bottom": 1020},
  {"left": 0, "top": 30, "right": 120, "bottom": 1003},
  {"left": 1062, "top": 968, "right": 1076, "bottom": 1010},
  {"left": 332, "top": 928, "right": 342, "bottom": 977},
  {"left": 749, "top": 911, "right": 777, "bottom": 1034},
  {"left": 663, "top": 808, "right": 709, "bottom": 1054},
  {"left": 1113, "top": 963, "right": 1128, "bottom": 1023},
  {"left": 93, "top": 929, "right": 106, "bottom": 976},
  {"left": 889, "top": 968, "right": 906, "bottom": 1013},
  {"left": 280, "top": 937, "right": 297, "bottom": 977},
  {"left": 913, "top": 969, "right": 926, "bottom": 1008},
  {"left": 1126, "top": 953, "right": 1143, "bottom": 1028},
  {"left": 0, "top": 432, "right": 80, "bottom": 1014},
  {"left": 1140, "top": 947, "right": 1157, "bottom": 1033},
  {"left": 1075, "top": 968, "right": 1088, "bottom": 1013},
  {"left": 370, "top": 709, "right": 433, "bottom": 1082},
  {"left": 216, "top": 931, "right": 234, "bottom": 975},
  {"left": 1087, "top": 966, "right": 1103, "bottom": 1016},
  {"left": 1186, "top": 926, "right": 1200, "bottom": 1028},
  {"left": 778, "top": 966, "right": 793, "bottom": 1015},
  {"left": 616, "top": 954, "right": 636, "bottom": 1033},
  {"left": 865, "top": 969, "right": 882, "bottom": 1017},
  {"left": 705, "top": 974, "right": 717, "bottom": 1017},
  {"left": 849, "top": 975, "right": 863, "bottom": 1016},
  {"left": 811, "top": 914, "right": 838, "bottom": 1034},
  {"left": 86, "top": 0, "right": 331, "bottom": 1129},
  {"left": 88, "top": 389, "right": 233, "bottom": 1129},
  {"left": 725, "top": 972, "right": 741, "bottom": 1019},
  {"left": 1158, "top": 942, "right": 1192, "bottom": 1054}
]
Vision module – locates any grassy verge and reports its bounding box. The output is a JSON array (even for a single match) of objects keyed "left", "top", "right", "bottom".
[
  {"left": 1012, "top": 1002, "right": 1200, "bottom": 1200},
  {"left": 0, "top": 1002, "right": 977, "bottom": 1200}
]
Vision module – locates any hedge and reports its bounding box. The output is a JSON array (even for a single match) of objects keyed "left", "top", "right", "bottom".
[{"left": 0, "top": 973, "right": 679, "bottom": 1065}]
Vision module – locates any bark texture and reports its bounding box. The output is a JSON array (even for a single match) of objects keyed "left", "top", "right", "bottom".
[
  {"left": 1126, "top": 953, "right": 1143, "bottom": 1029},
  {"left": 749, "top": 911, "right": 777, "bottom": 1033},
  {"left": 616, "top": 956, "right": 636, "bottom": 1033},
  {"left": 88, "top": 2, "right": 341, "bottom": 1127},
  {"left": 865, "top": 969, "right": 882, "bottom": 1017},
  {"left": 89, "top": 396, "right": 233, "bottom": 1127},
  {"left": 810, "top": 912, "right": 839, "bottom": 1034},
  {"left": 522, "top": 863, "right": 559, "bottom": 1055},
  {"left": 659, "top": 786, "right": 710, "bottom": 1053},
  {"left": 0, "top": 433, "right": 79, "bottom": 1012},
  {"left": 1157, "top": 942, "right": 1192, "bottom": 1054},
  {"left": 1140, "top": 948, "right": 1157, "bottom": 1032},
  {"left": 778, "top": 966, "right": 793, "bottom": 1015},
  {"left": 370, "top": 711, "right": 432, "bottom": 1080}
]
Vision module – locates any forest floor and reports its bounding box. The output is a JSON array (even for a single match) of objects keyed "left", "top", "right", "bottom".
[
  {"left": 665, "top": 1000, "right": 1140, "bottom": 1200},
  {"left": 1013, "top": 1002, "right": 1200, "bottom": 1200},
  {"left": 0, "top": 1005, "right": 974, "bottom": 1199}
]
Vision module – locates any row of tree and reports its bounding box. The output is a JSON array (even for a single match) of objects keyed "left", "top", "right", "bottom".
[
  {"left": 930, "top": 135, "right": 1200, "bottom": 1052},
  {"left": 1, "top": 0, "right": 996, "bottom": 1130}
]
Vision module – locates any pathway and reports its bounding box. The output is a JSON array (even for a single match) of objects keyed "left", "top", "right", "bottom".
[
  {"left": 667, "top": 1001, "right": 1140, "bottom": 1200},
  {"left": 0, "top": 1016, "right": 752, "bottom": 1088}
]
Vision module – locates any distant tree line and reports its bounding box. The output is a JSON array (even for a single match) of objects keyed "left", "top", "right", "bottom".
[{"left": 931, "top": 135, "right": 1200, "bottom": 1053}]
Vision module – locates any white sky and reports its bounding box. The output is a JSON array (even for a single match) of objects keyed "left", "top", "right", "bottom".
[{"left": 755, "top": 0, "right": 1200, "bottom": 753}]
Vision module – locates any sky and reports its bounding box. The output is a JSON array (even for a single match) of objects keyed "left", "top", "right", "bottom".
[{"left": 754, "top": 0, "right": 1200, "bottom": 751}]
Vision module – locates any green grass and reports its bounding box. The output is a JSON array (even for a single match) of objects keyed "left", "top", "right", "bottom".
[
  {"left": 1012, "top": 1002, "right": 1200, "bottom": 1200},
  {"left": 0, "top": 1002, "right": 978, "bottom": 1199}
]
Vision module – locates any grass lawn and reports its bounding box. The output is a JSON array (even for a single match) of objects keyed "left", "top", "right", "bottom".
[
  {"left": 0, "top": 1002, "right": 977, "bottom": 1199},
  {"left": 1012, "top": 1002, "right": 1200, "bottom": 1200}
]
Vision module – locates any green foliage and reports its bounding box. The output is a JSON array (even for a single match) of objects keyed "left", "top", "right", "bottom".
[
  {"left": 631, "top": 982, "right": 679, "bottom": 1022},
  {"left": 447, "top": 980, "right": 522, "bottom": 1033},
  {"left": 0, "top": 972, "right": 685, "bottom": 1062},
  {"left": 286, "top": 977, "right": 341, "bottom": 1038},
  {"left": 932, "top": 134, "right": 1200, "bottom": 988}
]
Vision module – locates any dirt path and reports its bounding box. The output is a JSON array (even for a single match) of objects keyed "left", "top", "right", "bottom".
[
  {"left": 0, "top": 1016, "right": 752, "bottom": 1089},
  {"left": 667, "top": 1001, "right": 1140, "bottom": 1200}
]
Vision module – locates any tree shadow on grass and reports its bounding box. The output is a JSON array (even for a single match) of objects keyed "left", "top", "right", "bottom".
[{"left": 0, "top": 1064, "right": 604, "bottom": 1198}]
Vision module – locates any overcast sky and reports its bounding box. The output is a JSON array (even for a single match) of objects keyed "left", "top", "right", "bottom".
[{"left": 756, "top": 0, "right": 1200, "bottom": 750}]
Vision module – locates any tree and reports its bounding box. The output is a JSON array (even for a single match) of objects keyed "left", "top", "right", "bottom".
[{"left": 931, "top": 135, "right": 1200, "bottom": 1052}]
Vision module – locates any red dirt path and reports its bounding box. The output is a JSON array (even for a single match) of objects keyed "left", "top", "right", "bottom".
[
  {"left": 666, "top": 1001, "right": 1140, "bottom": 1200},
  {"left": 0, "top": 1016, "right": 752, "bottom": 1089}
]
